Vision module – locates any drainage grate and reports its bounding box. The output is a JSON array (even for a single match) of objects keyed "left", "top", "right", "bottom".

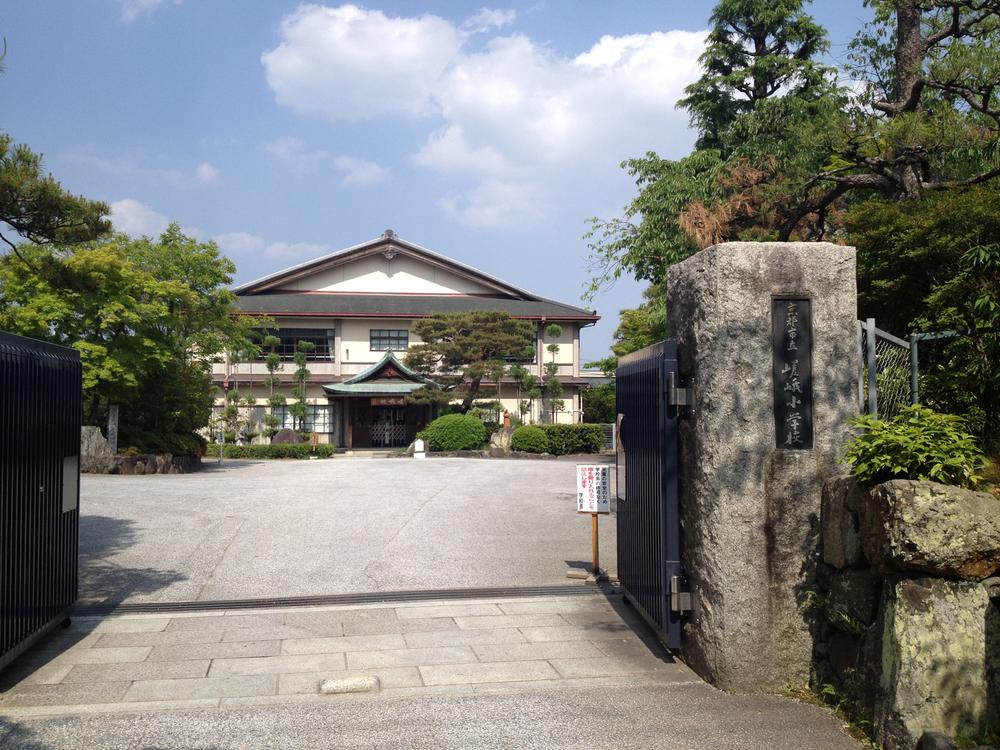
[{"left": 76, "top": 584, "right": 609, "bottom": 617}]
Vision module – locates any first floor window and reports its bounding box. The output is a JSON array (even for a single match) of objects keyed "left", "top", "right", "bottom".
[
  {"left": 274, "top": 404, "right": 333, "bottom": 433},
  {"left": 370, "top": 329, "right": 409, "bottom": 351}
]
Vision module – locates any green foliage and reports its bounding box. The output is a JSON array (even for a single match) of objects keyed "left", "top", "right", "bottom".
[
  {"left": 423, "top": 413, "right": 488, "bottom": 451},
  {"left": 678, "top": 0, "right": 833, "bottom": 151},
  {"left": 0, "top": 132, "right": 110, "bottom": 264},
  {"left": 205, "top": 443, "right": 334, "bottom": 459},
  {"left": 540, "top": 424, "right": 604, "bottom": 456},
  {"left": 511, "top": 425, "right": 549, "bottom": 454},
  {"left": 587, "top": 283, "right": 667, "bottom": 372},
  {"left": 0, "top": 225, "right": 255, "bottom": 453},
  {"left": 847, "top": 186, "right": 1000, "bottom": 450},
  {"left": 844, "top": 406, "right": 986, "bottom": 489},
  {"left": 582, "top": 383, "right": 616, "bottom": 424},
  {"left": 405, "top": 311, "right": 535, "bottom": 412}
]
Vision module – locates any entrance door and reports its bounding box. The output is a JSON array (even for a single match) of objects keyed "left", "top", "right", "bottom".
[
  {"left": 616, "top": 339, "right": 685, "bottom": 650},
  {"left": 370, "top": 406, "right": 406, "bottom": 448}
]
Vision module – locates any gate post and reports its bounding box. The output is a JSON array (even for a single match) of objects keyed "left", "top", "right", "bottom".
[{"left": 666, "top": 242, "right": 858, "bottom": 692}]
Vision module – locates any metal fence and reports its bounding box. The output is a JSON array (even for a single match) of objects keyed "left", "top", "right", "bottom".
[
  {"left": 599, "top": 423, "right": 616, "bottom": 454},
  {"left": 858, "top": 319, "right": 911, "bottom": 419},
  {"left": 1, "top": 332, "right": 82, "bottom": 671}
]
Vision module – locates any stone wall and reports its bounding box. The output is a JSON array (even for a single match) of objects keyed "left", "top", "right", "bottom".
[
  {"left": 817, "top": 477, "right": 1000, "bottom": 750},
  {"left": 80, "top": 426, "right": 201, "bottom": 474},
  {"left": 666, "top": 241, "right": 858, "bottom": 692}
]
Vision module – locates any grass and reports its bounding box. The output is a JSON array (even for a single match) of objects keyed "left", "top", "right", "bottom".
[
  {"left": 981, "top": 456, "right": 1000, "bottom": 499},
  {"left": 785, "top": 684, "right": 883, "bottom": 750}
]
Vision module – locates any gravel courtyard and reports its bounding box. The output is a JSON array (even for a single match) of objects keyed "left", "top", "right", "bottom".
[{"left": 79, "top": 457, "right": 617, "bottom": 605}]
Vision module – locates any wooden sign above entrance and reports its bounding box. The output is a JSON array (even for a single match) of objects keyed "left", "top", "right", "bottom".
[{"left": 371, "top": 396, "right": 405, "bottom": 406}]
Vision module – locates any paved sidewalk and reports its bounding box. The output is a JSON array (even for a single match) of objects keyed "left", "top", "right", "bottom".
[{"left": 0, "top": 592, "right": 861, "bottom": 749}]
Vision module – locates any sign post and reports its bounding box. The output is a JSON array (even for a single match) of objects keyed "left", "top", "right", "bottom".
[{"left": 576, "top": 464, "right": 611, "bottom": 576}]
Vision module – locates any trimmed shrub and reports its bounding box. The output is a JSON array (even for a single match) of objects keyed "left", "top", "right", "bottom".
[
  {"left": 424, "top": 413, "right": 487, "bottom": 451},
  {"left": 511, "top": 425, "right": 548, "bottom": 454},
  {"left": 540, "top": 424, "right": 603, "bottom": 455},
  {"left": 204, "top": 443, "right": 335, "bottom": 459},
  {"left": 844, "top": 405, "right": 985, "bottom": 488}
]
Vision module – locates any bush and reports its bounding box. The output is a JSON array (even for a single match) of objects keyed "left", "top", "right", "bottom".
[
  {"left": 844, "top": 405, "right": 985, "bottom": 489},
  {"left": 424, "top": 413, "right": 487, "bottom": 451},
  {"left": 204, "top": 443, "right": 335, "bottom": 459},
  {"left": 540, "top": 424, "right": 604, "bottom": 456},
  {"left": 511, "top": 425, "right": 548, "bottom": 453}
]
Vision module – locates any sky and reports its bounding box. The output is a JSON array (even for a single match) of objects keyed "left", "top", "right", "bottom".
[{"left": 1, "top": 1, "right": 872, "bottom": 362}]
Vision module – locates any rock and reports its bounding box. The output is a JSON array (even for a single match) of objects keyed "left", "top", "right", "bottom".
[
  {"left": 319, "top": 674, "right": 380, "bottom": 694},
  {"left": 822, "top": 476, "right": 865, "bottom": 569},
  {"left": 827, "top": 631, "right": 860, "bottom": 680},
  {"left": 666, "top": 241, "right": 858, "bottom": 693},
  {"left": 826, "top": 568, "right": 878, "bottom": 634},
  {"left": 271, "top": 428, "right": 304, "bottom": 444},
  {"left": 489, "top": 427, "right": 513, "bottom": 454},
  {"left": 80, "top": 425, "right": 115, "bottom": 473},
  {"left": 917, "top": 732, "right": 957, "bottom": 750},
  {"left": 860, "top": 480, "right": 1000, "bottom": 580},
  {"left": 875, "top": 577, "right": 995, "bottom": 750}
]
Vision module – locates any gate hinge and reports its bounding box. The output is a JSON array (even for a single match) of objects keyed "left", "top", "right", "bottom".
[
  {"left": 670, "top": 575, "right": 692, "bottom": 613},
  {"left": 665, "top": 370, "right": 693, "bottom": 407}
]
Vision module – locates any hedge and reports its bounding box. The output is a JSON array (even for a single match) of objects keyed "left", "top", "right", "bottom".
[
  {"left": 204, "top": 444, "right": 335, "bottom": 459},
  {"left": 540, "top": 424, "right": 603, "bottom": 455},
  {"left": 424, "top": 413, "right": 487, "bottom": 451},
  {"left": 511, "top": 425, "right": 548, "bottom": 453}
]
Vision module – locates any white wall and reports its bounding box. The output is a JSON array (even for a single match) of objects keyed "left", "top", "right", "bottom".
[{"left": 284, "top": 254, "right": 494, "bottom": 295}]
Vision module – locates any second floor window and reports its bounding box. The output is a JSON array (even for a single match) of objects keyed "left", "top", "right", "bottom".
[
  {"left": 370, "top": 329, "right": 409, "bottom": 351},
  {"left": 259, "top": 328, "right": 335, "bottom": 360}
]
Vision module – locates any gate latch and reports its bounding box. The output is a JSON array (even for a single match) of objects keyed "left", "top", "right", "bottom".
[
  {"left": 670, "top": 575, "right": 692, "bottom": 613},
  {"left": 666, "top": 371, "right": 693, "bottom": 408}
]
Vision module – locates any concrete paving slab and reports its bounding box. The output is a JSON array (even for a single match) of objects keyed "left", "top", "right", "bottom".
[
  {"left": 419, "top": 660, "right": 560, "bottom": 686},
  {"left": 49, "top": 647, "right": 152, "bottom": 665},
  {"left": 471, "top": 641, "right": 604, "bottom": 662},
  {"left": 123, "top": 675, "right": 278, "bottom": 702},
  {"left": 146, "top": 640, "right": 281, "bottom": 662},
  {"left": 280, "top": 633, "right": 407, "bottom": 655},
  {"left": 395, "top": 604, "right": 504, "bottom": 620},
  {"left": 208, "top": 654, "right": 347, "bottom": 677},
  {"left": 163, "top": 614, "right": 283, "bottom": 632},
  {"left": 73, "top": 618, "right": 172, "bottom": 634},
  {"left": 342, "top": 617, "right": 461, "bottom": 636},
  {"left": 61, "top": 660, "right": 210, "bottom": 684},
  {"left": 93, "top": 630, "right": 223, "bottom": 648},
  {"left": 496, "top": 600, "right": 619, "bottom": 615},
  {"left": 0, "top": 681, "right": 130, "bottom": 707},
  {"left": 402, "top": 628, "right": 526, "bottom": 649},
  {"left": 453, "top": 614, "right": 566, "bottom": 630},
  {"left": 520, "top": 622, "right": 634, "bottom": 642},
  {"left": 219, "top": 625, "right": 322, "bottom": 642},
  {"left": 346, "top": 646, "right": 477, "bottom": 669},
  {"left": 549, "top": 657, "right": 668, "bottom": 678}
]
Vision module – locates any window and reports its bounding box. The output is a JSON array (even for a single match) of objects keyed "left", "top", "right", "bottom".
[
  {"left": 370, "top": 329, "right": 409, "bottom": 352},
  {"left": 274, "top": 405, "right": 333, "bottom": 433},
  {"left": 257, "top": 328, "right": 334, "bottom": 361},
  {"left": 505, "top": 335, "right": 538, "bottom": 364}
]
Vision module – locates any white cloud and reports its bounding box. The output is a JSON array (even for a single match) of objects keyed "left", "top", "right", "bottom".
[
  {"left": 109, "top": 198, "right": 170, "bottom": 237},
  {"left": 261, "top": 4, "right": 463, "bottom": 120},
  {"left": 439, "top": 179, "right": 545, "bottom": 228},
  {"left": 214, "top": 232, "right": 330, "bottom": 263},
  {"left": 462, "top": 8, "right": 516, "bottom": 33},
  {"left": 120, "top": 0, "right": 180, "bottom": 23},
  {"left": 413, "top": 125, "right": 505, "bottom": 174},
  {"left": 263, "top": 5, "right": 707, "bottom": 227},
  {"left": 194, "top": 162, "right": 219, "bottom": 184},
  {"left": 265, "top": 136, "right": 331, "bottom": 174},
  {"left": 333, "top": 155, "right": 386, "bottom": 186},
  {"left": 65, "top": 148, "right": 220, "bottom": 189}
]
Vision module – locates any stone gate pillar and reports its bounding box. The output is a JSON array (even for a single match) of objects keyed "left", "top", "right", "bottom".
[{"left": 666, "top": 242, "right": 858, "bottom": 692}]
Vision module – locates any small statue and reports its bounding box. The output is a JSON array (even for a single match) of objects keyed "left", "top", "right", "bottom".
[{"left": 503, "top": 409, "right": 511, "bottom": 429}]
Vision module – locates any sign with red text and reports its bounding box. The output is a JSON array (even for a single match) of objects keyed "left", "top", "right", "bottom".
[{"left": 576, "top": 464, "right": 611, "bottom": 514}]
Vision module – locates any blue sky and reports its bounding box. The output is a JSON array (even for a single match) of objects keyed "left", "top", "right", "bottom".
[{"left": 1, "top": 1, "right": 872, "bottom": 362}]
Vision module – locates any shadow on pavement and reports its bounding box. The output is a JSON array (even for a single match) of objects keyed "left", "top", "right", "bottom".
[{"left": 79, "top": 515, "right": 186, "bottom": 608}]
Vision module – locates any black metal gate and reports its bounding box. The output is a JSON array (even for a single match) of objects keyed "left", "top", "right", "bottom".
[
  {"left": 1, "top": 332, "right": 82, "bottom": 671},
  {"left": 616, "top": 339, "right": 684, "bottom": 650}
]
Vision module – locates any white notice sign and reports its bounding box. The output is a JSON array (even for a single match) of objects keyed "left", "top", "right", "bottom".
[{"left": 576, "top": 465, "right": 611, "bottom": 514}]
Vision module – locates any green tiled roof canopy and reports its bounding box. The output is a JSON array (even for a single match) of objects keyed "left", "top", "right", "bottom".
[{"left": 322, "top": 352, "right": 443, "bottom": 396}]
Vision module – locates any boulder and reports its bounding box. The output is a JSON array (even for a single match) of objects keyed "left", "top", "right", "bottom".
[
  {"left": 860, "top": 480, "right": 1000, "bottom": 580},
  {"left": 822, "top": 476, "right": 865, "bottom": 569},
  {"left": 271, "top": 428, "right": 304, "bottom": 444},
  {"left": 875, "top": 577, "right": 997, "bottom": 750},
  {"left": 80, "top": 425, "right": 116, "bottom": 473},
  {"left": 489, "top": 427, "right": 513, "bottom": 454},
  {"left": 917, "top": 732, "right": 957, "bottom": 750}
]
